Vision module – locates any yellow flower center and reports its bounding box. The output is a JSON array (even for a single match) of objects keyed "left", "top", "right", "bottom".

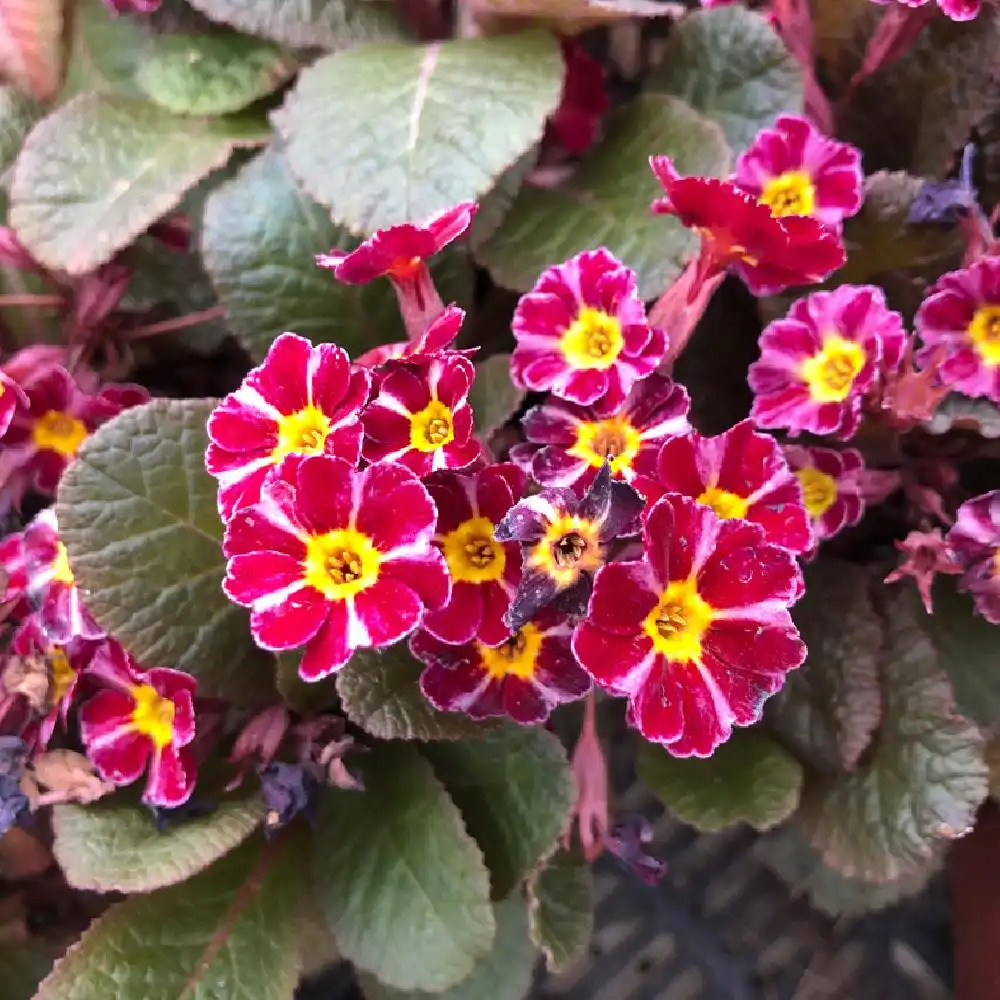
[
  {"left": 527, "top": 514, "right": 603, "bottom": 589},
  {"left": 800, "top": 334, "right": 866, "bottom": 403},
  {"left": 560, "top": 307, "right": 624, "bottom": 370},
  {"left": 47, "top": 646, "right": 76, "bottom": 704},
  {"left": 795, "top": 465, "right": 838, "bottom": 518},
  {"left": 567, "top": 416, "right": 642, "bottom": 476},
  {"left": 968, "top": 305, "right": 1000, "bottom": 366},
  {"left": 130, "top": 684, "right": 176, "bottom": 749},
  {"left": 478, "top": 624, "right": 543, "bottom": 680},
  {"left": 273, "top": 405, "right": 332, "bottom": 462},
  {"left": 51, "top": 541, "right": 74, "bottom": 586},
  {"left": 303, "top": 529, "right": 380, "bottom": 600},
  {"left": 32, "top": 410, "right": 88, "bottom": 457},
  {"left": 441, "top": 515, "right": 505, "bottom": 584},
  {"left": 760, "top": 170, "right": 816, "bottom": 218},
  {"left": 410, "top": 399, "right": 455, "bottom": 453},
  {"left": 696, "top": 486, "right": 749, "bottom": 521},
  {"left": 643, "top": 575, "right": 714, "bottom": 664}
]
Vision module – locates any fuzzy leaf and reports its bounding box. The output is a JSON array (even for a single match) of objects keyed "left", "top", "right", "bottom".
[
  {"left": 0, "top": 85, "right": 40, "bottom": 175},
  {"left": 33, "top": 836, "right": 303, "bottom": 1000},
  {"left": 767, "top": 560, "right": 883, "bottom": 772},
  {"left": 52, "top": 792, "right": 262, "bottom": 893},
  {"left": 358, "top": 896, "right": 536, "bottom": 1000},
  {"left": 472, "top": 0, "right": 674, "bottom": 32},
  {"left": 61, "top": 0, "right": 148, "bottom": 100},
  {"left": 638, "top": 728, "right": 803, "bottom": 833},
  {"left": 10, "top": 94, "right": 267, "bottom": 275},
  {"left": 0, "top": 0, "right": 62, "bottom": 100},
  {"left": 648, "top": 5, "right": 803, "bottom": 154},
  {"left": 423, "top": 726, "right": 574, "bottom": 899},
  {"left": 0, "top": 944, "right": 54, "bottom": 1000},
  {"left": 335, "top": 641, "right": 486, "bottom": 741},
  {"left": 476, "top": 94, "right": 730, "bottom": 300},
  {"left": 468, "top": 354, "right": 525, "bottom": 440},
  {"left": 135, "top": 32, "right": 297, "bottom": 116},
  {"left": 276, "top": 649, "right": 338, "bottom": 715},
  {"left": 273, "top": 31, "right": 563, "bottom": 234},
  {"left": 54, "top": 399, "right": 276, "bottom": 706},
  {"left": 468, "top": 147, "right": 538, "bottom": 252},
  {"left": 797, "top": 590, "right": 988, "bottom": 882},
  {"left": 313, "top": 743, "right": 495, "bottom": 992},
  {"left": 527, "top": 849, "right": 593, "bottom": 973}
]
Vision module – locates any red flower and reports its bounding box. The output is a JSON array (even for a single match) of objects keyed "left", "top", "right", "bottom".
[
  {"left": 870, "top": 0, "right": 980, "bottom": 20},
  {"left": 0, "top": 531, "right": 29, "bottom": 619},
  {"left": 734, "top": 115, "right": 863, "bottom": 229},
  {"left": 783, "top": 444, "right": 866, "bottom": 552},
  {"left": 223, "top": 456, "right": 449, "bottom": 680},
  {"left": 361, "top": 353, "right": 481, "bottom": 476},
  {"left": 649, "top": 155, "right": 845, "bottom": 297},
  {"left": 23, "top": 508, "right": 104, "bottom": 644},
  {"left": 422, "top": 464, "right": 525, "bottom": 647},
  {"left": 411, "top": 608, "right": 590, "bottom": 724},
  {"left": 511, "top": 373, "right": 690, "bottom": 490},
  {"left": 206, "top": 333, "right": 370, "bottom": 520},
  {"left": 79, "top": 642, "right": 197, "bottom": 808},
  {"left": 634, "top": 420, "right": 813, "bottom": 555},
  {"left": 572, "top": 494, "right": 806, "bottom": 756},
  {"left": 354, "top": 304, "right": 467, "bottom": 369},
  {"left": 947, "top": 490, "right": 1000, "bottom": 624},
  {"left": 510, "top": 248, "right": 667, "bottom": 415},
  {"left": 547, "top": 38, "right": 609, "bottom": 155}
]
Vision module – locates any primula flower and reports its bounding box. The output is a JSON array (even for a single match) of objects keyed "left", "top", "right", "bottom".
[
  {"left": 411, "top": 608, "right": 590, "bottom": 724},
  {"left": 422, "top": 464, "right": 525, "bottom": 647},
  {"left": 748, "top": 284, "right": 906, "bottom": 439},
  {"left": 362, "top": 353, "right": 481, "bottom": 476},
  {"left": 0, "top": 531, "right": 29, "bottom": 619},
  {"left": 734, "top": 115, "right": 863, "bottom": 229},
  {"left": 783, "top": 444, "right": 867, "bottom": 549},
  {"left": 547, "top": 38, "right": 609, "bottom": 155},
  {"left": 354, "top": 304, "right": 467, "bottom": 369},
  {"left": 510, "top": 248, "right": 667, "bottom": 414},
  {"left": 634, "top": 420, "right": 813, "bottom": 555},
  {"left": 511, "top": 373, "right": 690, "bottom": 490},
  {"left": 572, "top": 494, "right": 806, "bottom": 756},
  {"left": 79, "top": 643, "right": 196, "bottom": 808},
  {"left": 0, "top": 372, "right": 25, "bottom": 439},
  {"left": 915, "top": 258, "right": 1000, "bottom": 402},
  {"left": 224, "top": 455, "right": 449, "bottom": 680},
  {"left": 649, "top": 156, "right": 846, "bottom": 297},
  {"left": 316, "top": 203, "right": 477, "bottom": 339},
  {"left": 23, "top": 508, "right": 103, "bottom": 644},
  {"left": 206, "top": 333, "right": 370, "bottom": 520},
  {"left": 869, "top": 0, "right": 980, "bottom": 21},
  {"left": 495, "top": 463, "right": 644, "bottom": 631},
  {"left": 947, "top": 490, "right": 1000, "bottom": 624}
]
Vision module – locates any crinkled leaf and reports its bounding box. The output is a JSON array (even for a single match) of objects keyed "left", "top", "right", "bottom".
[
  {"left": 527, "top": 849, "right": 593, "bottom": 973},
  {"left": 472, "top": 0, "right": 674, "bottom": 32},
  {"left": 924, "top": 394, "right": 1000, "bottom": 439},
  {"left": 469, "top": 147, "right": 538, "bottom": 252},
  {"left": 0, "top": 0, "right": 62, "bottom": 100},
  {"left": 648, "top": 5, "right": 803, "bottom": 154},
  {"left": 52, "top": 791, "right": 262, "bottom": 893},
  {"left": 797, "top": 589, "right": 988, "bottom": 882},
  {"left": 0, "top": 85, "right": 40, "bottom": 175},
  {"left": 135, "top": 32, "right": 298, "bottom": 116},
  {"left": 10, "top": 94, "right": 267, "bottom": 275},
  {"left": 273, "top": 30, "right": 563, "bottom": 234},
  {"left": 61, "top": 0, "right": 150, "bottom": 101},
  {"left": 476, "top": 94, "right": 730, "bottom": 300},
  {"left": 638, "top": 728, "right": 803, "bottom": 833},
  {"left": 0, "top": 944, "right": 54, "bottom": 1000},
  {"left": 335, "top": 641, "right": 486, "bottom": 741},
  {"left": 358, "top": 896, "right": 536, "bottom": 1000},
  {"left": 767, "top": 560, "right": 883, "bottom": 773},
  {"left": 186, "top": 0, "right": 405, "bottom": 50},
  {"left": 423, "top": 725, "right": 574, "bottom": 899},
  {"left": 33, "top": 835, "right": 303, "bottom": 1000},
  {"left": 54, "top": 399, "right": 276, "bottom": 706},
  {"left": 313, "top": 743, "right": 495, "bottom": 992},
  {"left": 468, "top": 354, "right": 525, "bottom": 440},
  {"left": 276, "top": 649, "right": 338, "bottom": 715}
]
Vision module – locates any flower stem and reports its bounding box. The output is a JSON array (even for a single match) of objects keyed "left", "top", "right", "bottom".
[
  {"left": 124, "top": 305, "right": 225, "bottom": 341},
  {"left": 0, "top": 293, "right": 63, "bottom": 308}
]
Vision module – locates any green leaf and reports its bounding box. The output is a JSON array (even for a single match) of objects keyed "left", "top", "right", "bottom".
[
  {"left": 638, "top": 728, "right": 803, "bottom": 833},
  {"left": 767, "top": 560, "right": 883, "bottom": 773},
  {"left": 797, "top": 589, "right": 988, "bottom": 882},
  {"left": 648, "top": 5, "right": 803, "bottom": 154},
  {"left": 473, "top": 0, "right": 675, "bottom": 31},
  {"left": 423, "top": 726, "right": 574, "bottom": 899},
  {"left": 276, "top": 649, "right": 339, "bottom": 714},
  {"left": 468, "top": 354, "right": 525, "bottom": 440},
  {"left": 313, "top": 743, "right": 495, "bottom": 992},
  {"left": 273, "top": 31, "right": 563, "bottom": 234},
  {"left": 0, "top": 85, "right": 41, "bottom": 176},
  {"left": 924, "top": 394, "right": 1000, "bottom": 439},
  {"left": 135, "top": 32, "right": 297, "bottom": 116},
  {"left": 10, "top": 94, "right": 265, "bottom": 275},
  {"left": 34, "top": 835, "right": 304, "bottom": 1000},
  {"left": 476, "top": 94, "right": 731, "bottom": 300},
  {"left": 468, "top": 147, "right": 538, "bottom": 252},
  {"left": 61, "top": 0, "right": 150, "bottom": 101},
  {"left": 186, "top": 0, "right": 405, "bottom": 51},
  {"left": 0, "top": 0, "right": 63, "bottom": 101},
  {"left": 358, "top": 896, "right": 536, "bottom": 1000},
  {"left": 527, "top": 849, "right": 593, "bottom": 973},
  {"left": 52, "top": 791, "right": 262, "bottom": 892},
  {"left": 336, "top": 641, "right": 487, "bottom": 741},
  {"left": 0, "top": 943, "right": 54, "bottom": 1000},
  {"left": 54, "top": 399, "right": 276, "bottom": 706}
]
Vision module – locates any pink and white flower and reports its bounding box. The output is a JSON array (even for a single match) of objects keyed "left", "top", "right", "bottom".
[
  {"left": 0, "top": 531, "right": 28, "bottom": 619},
  {"left": 783, "top": 444, "right": 867, "bottom": 551},
  {"left": 869, "top": 0, "right": 980, "bottom": 21},
  {"left": 947, "top": 490, "right": 1000, "bottom": 624},
  {"left": 354, "top": 304, "right": 468, "bottom": 369}
]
